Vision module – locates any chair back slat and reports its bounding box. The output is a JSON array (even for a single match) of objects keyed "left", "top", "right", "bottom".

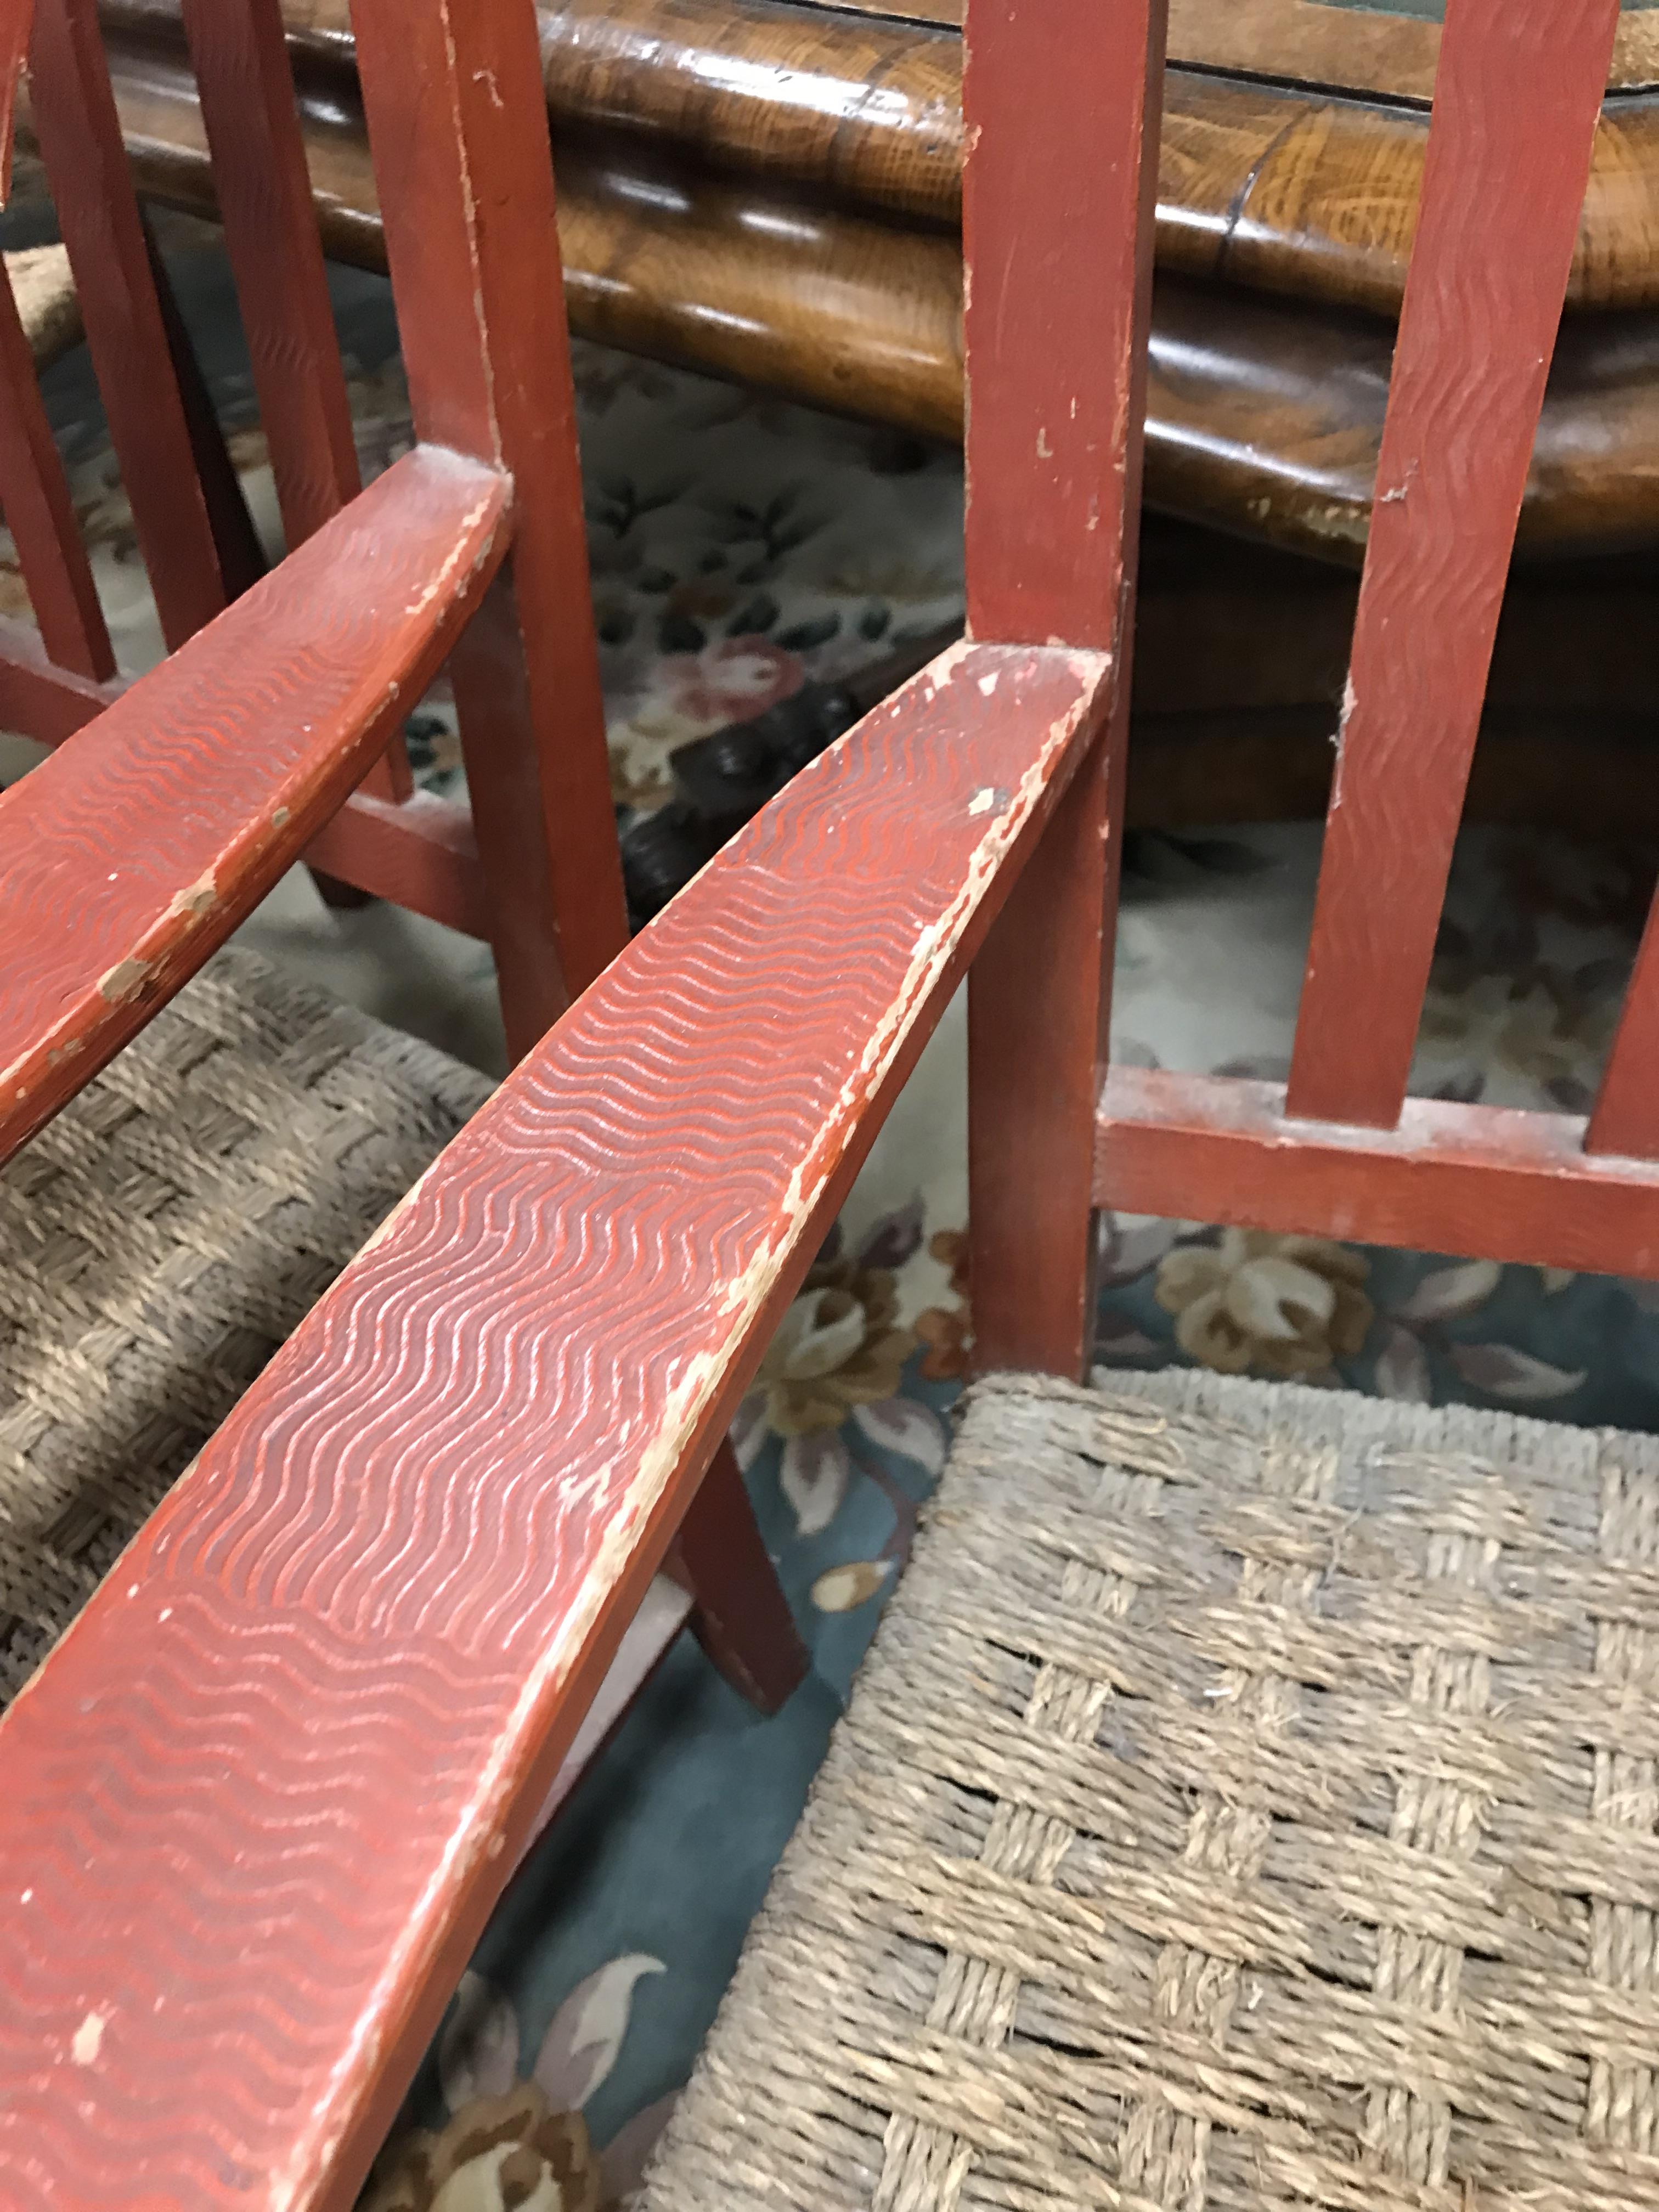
[
  {"left": 0, "top": 258, "right": 114, "bottom": 678},
  {"left": 177, "top": 0, "right": 358, "bottom": 548},
  {"left": 349, "top": 0, "right": 630, "bottom": 1042},
  {"left": 1585, "top": 909, "right": 1659, "bottom": 1158},
  {"left": 1283, "top": 0, "right": 1620, "bottom": 1131},
  {"left": 961, "top": 0, "right": 1164, "bottom": 653},
  {"left": 1, "top": 0, "right": 30, "bottom": 195},
  {"left": 176, "top": 0, "right": 416, "bottom": 800},
  {"left": 27, "top": 0, "right": 229, "bottom": 650}
]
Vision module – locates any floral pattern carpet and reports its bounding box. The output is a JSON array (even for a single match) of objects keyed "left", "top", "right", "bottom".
[{"left": 7, "top": 235, "right": 1659, "bottom": 2210}]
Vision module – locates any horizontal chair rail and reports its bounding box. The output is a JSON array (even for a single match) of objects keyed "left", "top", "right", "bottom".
[
  {"left": 0, "top": 637, "right": 1114, "bottom": 2210},
  {"left": 1097, "top": 1065, "right": 1659, "bottom": 1279}
]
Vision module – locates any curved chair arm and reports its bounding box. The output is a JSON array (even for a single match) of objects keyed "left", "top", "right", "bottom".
[
  {"left": 0, "top": 443, "right": 511, "bottom": 1160},
  {"left": 0, "top": 634, "right": 1113, "bottom": 2210}
]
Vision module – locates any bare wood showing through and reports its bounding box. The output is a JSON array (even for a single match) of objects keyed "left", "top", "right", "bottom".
[{"left": 1284, "top": 0, "right": 1622, "bottom": 1129}]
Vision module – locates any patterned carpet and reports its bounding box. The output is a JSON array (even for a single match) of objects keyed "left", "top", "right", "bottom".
[{"left": 5, "top": 235, "right": 1659, "bottom": 2209}]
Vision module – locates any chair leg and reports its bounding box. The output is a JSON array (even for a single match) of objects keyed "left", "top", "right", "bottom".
[
  {"left": 669, "top": 1437, "right": 808, "bottom": 1714},
  {"left": 967, "top": 709, "right": 1125, "bottom": 1381}
]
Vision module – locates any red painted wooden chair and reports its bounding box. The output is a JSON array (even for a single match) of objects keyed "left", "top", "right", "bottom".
[
  {"left": 635, "top": 3, "right": 1659, "bottom": 2205},
  {"left": 1, "top": 3, "right": 811, "bottom": 2196},
  {"left": 2, "top": 0, "right": 1651, "bottom": 2203},
  {"left": 3, "top": 0, "right": 625, "bottom": 1052}
]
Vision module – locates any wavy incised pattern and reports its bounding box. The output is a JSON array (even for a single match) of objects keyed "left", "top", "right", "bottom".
[
  {"left": 1286, "top": 0, "right": 1621, "bottom": 1128},
  {"left": 0, "top": 639, "right": 1112, "bottom": 2209},
  {"left": 0, "top": 445, "right": 510, "bottom": 1160}
]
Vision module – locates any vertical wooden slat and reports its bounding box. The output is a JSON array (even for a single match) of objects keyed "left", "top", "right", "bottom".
[
  {"left": 143, "top": 213, "right": 266, "bottom": 605},
  {"left": 1285, "top": 0, "right": 1620, "bottom": 1130},
  {"left": 26, "top": 0, "right": 228, "bottom": 650},
  {"left": 962, "top": 0, "right": 1165, "bottom": 1379},
  {"left": 0, "top": 257, "right": 114, "bottom": 679},
  {"left": 961, "top": 0, "right": 1163, "bottom": 652},
  {"left": 968, "top": 707, "right": 1123, "bottom": 1379},
  {"left": 350, "top": 0, "right": 628, "bottom": 1054},
  {"left": 1585, "top": 911, "right": 1659, "bottom": 1159},
  {"left": 178, "top": 0, "right": 411, "bottom": 802},
  {"left": 178, "top": 0, "right": 358, "bottom": 546},
  {"left": 0, "top": 0, "right": 31, "bottom": 198},
  {"left": 670, "top": 1437, "right": 808, "bottom": 1713}
]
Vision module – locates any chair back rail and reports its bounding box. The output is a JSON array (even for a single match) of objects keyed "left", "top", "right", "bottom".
[
  {"left": 1102, "top": 1066, "right": 1659, "bottom": 1282},
  {"left": 179, "top": 0, "right": 358, "bottom": 550},
  {"left": 961, "top": 0, "right": 1161, "bottom": 651},
  {"left": 1286, "top": 0, "right": 1622, "bottom": 1133},
  {"left": 0, "top": 0, "right": 27, "bottom": 190},
  {"left": 1589, "top": 914, "right": 1659, "bottom": 1159}
]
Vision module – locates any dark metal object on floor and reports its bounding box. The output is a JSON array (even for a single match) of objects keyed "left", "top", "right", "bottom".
[{"left": 621, "top": 622, "right": 961, "bottom": 926}]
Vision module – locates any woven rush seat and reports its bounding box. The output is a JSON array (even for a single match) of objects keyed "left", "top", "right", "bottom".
[
  {"left": 0, "top": 947, "right": 489, "bottom": 1705},
  {"left": 643, "top": 1369, "right": 1659, "bottom": 2210}
]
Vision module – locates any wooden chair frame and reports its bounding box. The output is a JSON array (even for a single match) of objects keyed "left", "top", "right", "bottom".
[
  {"left": 3, "top": 0, "right": 626, "bottom": 1054},
  {"left": 0, "top": 0, "right": 1642, "bottom": 2202}
]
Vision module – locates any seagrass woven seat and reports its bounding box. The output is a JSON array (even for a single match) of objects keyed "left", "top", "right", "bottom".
[
  {"left": 644, "top": 1369, "right": 1659, "bottom": 2210},
  {"left": 0, "top": 947, "right": 490, "bottom": 1705}
]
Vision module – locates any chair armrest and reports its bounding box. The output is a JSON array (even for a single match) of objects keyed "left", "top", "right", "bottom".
[
  {"left": 0, "top": 443, "right": 511, "bottom": 1159},
  {"left": 0, "top": 636, "right": 1114, "bottom": 2210}
]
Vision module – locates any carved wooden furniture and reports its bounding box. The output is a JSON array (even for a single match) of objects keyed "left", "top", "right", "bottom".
[
  {"left": 80, "top": 0, "right": 1659, "bottom": 567},
  {"left": 72, "top": 0, "right": 1659, "bottom": 838}
]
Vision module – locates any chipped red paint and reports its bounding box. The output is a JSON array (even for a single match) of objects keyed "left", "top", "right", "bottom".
[
  {"left": 0, "top": 639, "right": 1109, "bottom": 2210},
  {"left": 0, "top": 448, "right": 510, "bottom": 1159}
]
